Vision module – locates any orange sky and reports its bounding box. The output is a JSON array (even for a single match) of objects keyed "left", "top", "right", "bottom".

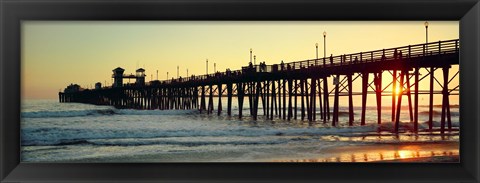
[{"left": 21, "top": 21, "right": 459, "bottom": 102}]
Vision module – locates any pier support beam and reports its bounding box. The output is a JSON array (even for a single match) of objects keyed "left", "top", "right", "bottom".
[
  {"left": 278, "top": 80, "right": 282, "bottom": 119},
  {"left": 375, "top": 72, "right": 383, "bottom": 124},
  {"left": 270, "top": 80, "right": 276, "bottom": 120},
  {"left": 392, "top": 70, "right": 397, "bottom": 122},
  {"left": 263, "top": 80, "right": 270, "bottom": 119},
  {"left": 348, "top": 74, "right": 354, "bottom": 126},
  {"left": 208, "top": 85, "right": 214, "bottom": 114},
  {"left": 253, "top": 81, "right": 261, "bottom": 120},
  {"left": 294, "top": 80, "right": 298, "bottom": 120},
  {"left": 301, "top": 79, "right": 305, "bottom": 120},
  {"left": 317, "top": 78, "right": 323, "bottom": 121},
  {"left": 361, "top": 72, "right": 369, "bottom": 126},
  {"left": 288, "top": 79, "right": 293, "bottom": 120},
  {"left": 406, "top": 73, "right": 413, "bottom": 122},
  {"left": 310, "top": 77, "right": 316, "bottom": 122},
  {"left": 227, "top": 83, "right": 233, "bottom": 116},
  {"left": 305, "top": 79, "right": 310, "bottom": 121},
  {"left": 332, "top": 75, "right": 340, "bottom": 126},
  {"left": 248, "top": 82, "right": 253, "bottom": 116},
  {"left": 323, "top": 76, "right": 330, "bottom": 122},
  {"left": 218, "top": 84, "right": 222, "bottom": 116},
  {"left": 264, "top": 81, "right": 269, "bottom": 117},
  {"left": 394, "top": 70, "right": 405, "bottom": 133},
  {"left": 237, "top": 83, "right": 244, "bottom": 119},
  {"left": 283, "top": 79, "right": 287, "bottom": 120},
  {"left": 441, "top": 66, "right": 450, "bottom": 133},
  {"left": 428, "top": 67, "right": 435, "bottom": 131},
  {"left": 414, "top": 67, "right": 419, "bottom": 132},
  {"left": 200, "top": 86, "right": 206, "bottom": 112}
]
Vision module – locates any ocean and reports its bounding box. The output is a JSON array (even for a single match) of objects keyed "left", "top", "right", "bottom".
[{"left": 21, "top": 98, "right": 460, "bottom": 162}]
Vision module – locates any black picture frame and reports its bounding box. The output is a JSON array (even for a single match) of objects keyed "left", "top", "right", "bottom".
[{"left": 1, "top": 0, "right": 479, "bottom": 182}]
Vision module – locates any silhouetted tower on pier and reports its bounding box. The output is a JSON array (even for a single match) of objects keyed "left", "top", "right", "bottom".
[
  {"left": 95, "top": 82, "right": 102, "bottom": 90},
  {"left": 112, "top": 67, "right": 125, "bottom": 87},
  {"left": 135, "top": 68, "right": 146, "bottom": 86}
]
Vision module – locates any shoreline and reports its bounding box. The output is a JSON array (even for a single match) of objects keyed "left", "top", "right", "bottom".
[
  {"left": 373, "top": 155, "right": 459, "bottom": 163},
  {"left": 56, "top": 141, "right": 459, "bottom": 163},
  {"left": 272, "top": 141, "right": 459, "bottom": 163}
]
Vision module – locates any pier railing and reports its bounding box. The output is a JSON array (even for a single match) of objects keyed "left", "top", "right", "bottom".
[{"left": 155, "top": 39, "right": 459, "bottom": 85}]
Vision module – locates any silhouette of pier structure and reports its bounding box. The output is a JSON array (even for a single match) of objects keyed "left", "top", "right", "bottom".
[{"left": 59, "top": 39, "right": 459, "bottom": 133}]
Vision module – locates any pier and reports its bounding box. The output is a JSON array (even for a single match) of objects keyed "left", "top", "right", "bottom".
[{"left": 59, "top": 39, "right": 459, "bottom": 133}]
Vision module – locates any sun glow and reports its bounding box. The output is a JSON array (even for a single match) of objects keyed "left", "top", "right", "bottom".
[
  {"left": 398, "top": 150, "right": 411, "bottom": 159},
  {"left": 394, "top": 86, "right": 400, "bottom": 95}
]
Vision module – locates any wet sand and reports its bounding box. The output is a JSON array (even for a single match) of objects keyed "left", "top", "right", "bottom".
[
  {"left": 375, "top": 155, "right": 459, "bottom": 162},
  {"left": 273, "top": 141, "right": 459, "bottom": 163}
]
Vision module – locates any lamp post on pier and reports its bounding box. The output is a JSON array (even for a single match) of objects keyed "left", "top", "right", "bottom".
[
  {"left": 177, "top": 66, "right": 179, "bottom": 78},
  {"left": 206, "top": 59, "right": 208, "bottom": 75},
  {"left": 425, "top": 21, "right": 429, "bottom": 53},
  {"left": 250, "top": 48, "right": 252, "bottom": 64},
  {"left": 316, "top": 43, "right": 319, "bottom": 60},
  {"left": 167, "top": 72, "right": 169, "bottom": 80},
  {"left": 323, "top": 31, "right": 327, "bottom": 58}
]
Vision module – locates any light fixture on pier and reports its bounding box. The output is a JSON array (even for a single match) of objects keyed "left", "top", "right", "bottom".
[
  {"left": 250, "top": 48, "right": 253, "bottom": 64},
  {"left": 323, "top": 31, "right": 327, "bottom": 58},
  {"left": 315, "top": 43, "right": 319, "bottom": 59},
  {"left": 424, "top": 21, "right": 429, "bottom": 52}
]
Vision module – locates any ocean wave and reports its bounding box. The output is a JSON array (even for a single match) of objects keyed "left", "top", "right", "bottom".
[
  {"left": 116, "top": 109, "right": 198, "bottom": 116},
  {"left": 21, "top": 109, "right": 198, "bottom": 118},
  {"left": 26, "top": 138, "right": 290, "bottom": 147},
  {"left": 375, "top": 121, "right": 460, "bottom": 132},
  {"left": 21, "top": 125, "right": 376, "bottom": 146},
  {"left": 419, "top": 110, "right": 459, "bottom": 117},
  {"left": 21, "top": 109, "right": 117, "bottom": 118}
]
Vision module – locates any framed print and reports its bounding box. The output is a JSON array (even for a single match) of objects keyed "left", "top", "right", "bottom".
[
  {"left": 1, "top": 0, "right": 479, "bottom": 182},
  {"left": 21, "top": 21, "right": 460, "bottom": 163}
]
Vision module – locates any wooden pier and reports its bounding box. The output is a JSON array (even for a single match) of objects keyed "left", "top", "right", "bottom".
[{"left": 59, "top": 39, "right": 460, "bottom": 133}]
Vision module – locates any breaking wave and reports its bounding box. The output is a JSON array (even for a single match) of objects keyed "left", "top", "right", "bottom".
[
  {"left": 21, "top": 109, "right": 198, "bottom": 118},
  {"left": 21, "top": 125, "right": 376, "bottom": 146}
]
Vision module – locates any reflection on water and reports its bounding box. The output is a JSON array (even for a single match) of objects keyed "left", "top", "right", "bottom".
[
  {"left": 274, "top": 149, "right": 459, "bottom": 162},
  {"left": 319, "top": 131, "right": 459, "bottom": 143}
]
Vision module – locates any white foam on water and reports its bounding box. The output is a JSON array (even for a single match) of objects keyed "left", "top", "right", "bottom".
[
  {"left": 21, "top": 122, "right": 377, "bottom": 146},
  {"left": 20, "top": 99, "right": 460, "bottom": 162}
]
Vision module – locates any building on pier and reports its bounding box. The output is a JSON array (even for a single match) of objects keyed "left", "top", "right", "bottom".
[
  {"left": 64, "top": 83, "right": 82, "bottom": 93},
  {"left": 135, "top": 68, "right": 146, "bottom": 86},
  {"left": 112, "top": 67, "right": 125, "bottom": 87},
  {"left": 95, "top": 82, "right": 102, "bottom": 90},
  {"left": 112, "top": 67, "right": 146, "bottom": 87}
]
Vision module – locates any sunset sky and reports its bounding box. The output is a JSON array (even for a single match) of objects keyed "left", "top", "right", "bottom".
[{"left": 21, "top": 21, "right": 459, "bottom": 102}]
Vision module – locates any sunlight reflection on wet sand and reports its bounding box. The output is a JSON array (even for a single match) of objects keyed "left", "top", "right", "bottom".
[
  {"left": 273, "top": 142, "right": 459, "bottom": 163},
  {"left": 274, "top": 150, "right": 458, "bottom": 162}
]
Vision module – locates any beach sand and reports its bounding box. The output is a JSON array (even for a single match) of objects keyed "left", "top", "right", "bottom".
[
  {"left": 273, "top": 141, "right": 459, "bottom": 163},
  {"left": 64, "top": 141, "right": 459, "bottom": 163}
]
